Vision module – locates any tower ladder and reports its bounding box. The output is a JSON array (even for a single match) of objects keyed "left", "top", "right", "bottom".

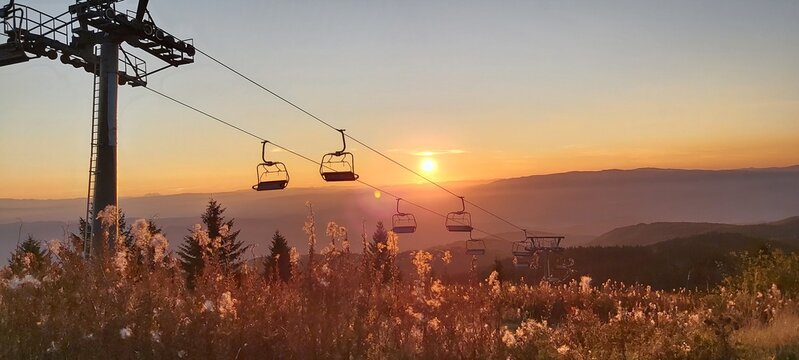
[{"left": 83, "top": 63, "right": 100, "bottom": 256}]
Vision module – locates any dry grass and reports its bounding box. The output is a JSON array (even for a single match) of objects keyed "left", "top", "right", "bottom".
[{"left": 1, "top": 209, "right": 798, "bottom": 359}]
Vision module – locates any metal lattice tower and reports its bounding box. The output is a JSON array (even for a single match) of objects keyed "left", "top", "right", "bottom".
[{"left": 1, "top": 0, "right": 195, "bottom": 257}]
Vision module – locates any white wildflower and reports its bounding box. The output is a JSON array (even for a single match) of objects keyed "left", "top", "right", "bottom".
[
  {"left": 218, "top": 291, "right": 237, "bottom": 319},
  {"left": 441, "top": 250, "right": 452, "bottom": 265},
  {"left": 487, "top": 271, "right": 501, "bottom": 294},
  {"left": 113, "top": 248, "right": 128, "bottom": 274},
  {"left": 130, "top": 219, "right": 152, "bottom": 254},
  {"left": 386, "top": 231, "right": 399, "bottom": 255},
  {"left": 411, "top": 250, "right": 433, "bottom": 280},
  {"left": 8, "top": 275, "right": 41, "bottom": 289},
  {"left": 502, "top": 329, "right": 517, "bottom": 347},
  {"left": 428, "top": 317, "right": 441, "bottom": 331},
  {"left": 47, "top": 239, "right": 62, "bottom": 257},
  {"left": 150, "top": 233, "right": 168, "bottom": 263},
  {"left": 580, "top": 276, "right": 592, "bottom": 293},
  {"left": 431, "top": 279, "right": 445, "bottom": 295},
  {"left": 119, "top": 326, "right": 132, "bottom": 339},
  {"left": 201, "top": 299, "right": 214, "bottom": 313}
]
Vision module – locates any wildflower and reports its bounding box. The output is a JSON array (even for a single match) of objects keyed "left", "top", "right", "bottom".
[
  {"left": 411, "top": 250, "right": 433, "bottom": 280},
  {"left": 405, "top": 306, "right": 423, "bottom": 321},
  {"left": 771, "top": 284, "right": 781, "bottom": 298},
  {"left": 487, "top": 270, "right": 500, "bottom": 294},
  {"left": 557, "top": 345, "right": 570, "bottom": 355},
  {"left": 113, "top": 248, "right": 128, "bottom": 274},
  {"left": 202, "top": 300, "right": 214, "bottom": 313},
  {"left": 501, "top": 329, "right": 517, "bottom": 347},
  {"left": 8, "top": 274, "right": 41, "bottom": 289},
  {"left": 428, "top": 317, "right": 441, "bottom": 331},
  {"left": 151, "top": 330, "right": 161, "bottom": 343},
  {"left": 20, "top": 252, "right": 33, "bottom": 270},
  {"left": 431, "top": 279, "right": 445, "bottom": 295},
  {"left": 425, "top": 298, "right": 442, "bottom": 308},
  {"left": 386, "top": 231, "right": 399, "bottom": 255},
  {"left": 289, "top": 247, "right": 299, "bottom": 267},
  {"left": 580, "top": 275, "right": 592, "bottom": 293},
  {"left": 151, "top": 234, "right": 168, "bottom": 263},
  {"left": 325, "top": 221, "right": 340, "bottom": 243},
  {"left": 119, "top": 326, "right": 132, "bottom": 339},
  {"left": 441, "top": 250, "right": 452, "bottom": 265},
  {"left": 218, "top": 291, "right": 237, "bottom": 318},
  {"left": 191, "top": 224, "right": 210, "bottom": 249},
  {"left": 47, "top": 239, "right": 62, "bottom": 257},
  {"left": 130, "top": 219, "right": 152, "bottom": 254}
]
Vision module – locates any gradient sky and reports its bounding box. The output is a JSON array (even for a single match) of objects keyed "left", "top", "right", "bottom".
[{"left": 1, "top": 0, "right": 798, "bottom": 199}]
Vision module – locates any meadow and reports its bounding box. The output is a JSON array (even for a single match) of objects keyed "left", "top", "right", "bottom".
[{"left": 1, "top": 205, "right": 798, "bottom": 359}]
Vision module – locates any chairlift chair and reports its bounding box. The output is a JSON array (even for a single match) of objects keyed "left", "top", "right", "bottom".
[
  {"left": 512, "top": 240, "right": 533, "bottom": 257},
  {"left": 445, "top": 196, "right": 473, "bottom": 232},
  {"left": 465, "top": 232, "right": 486, "bottom": 255},
  {"left": 320, "top": 129, "right": 359, "bottom": 182},
  {"left": 513, "top": 255, "right": 531, "bottom": 269},
  {"left": 252, "top": 141, "right": 289, "bottom": 191},
  {"left": 391, "top": 198, "right": 417, "bottom": 234}
]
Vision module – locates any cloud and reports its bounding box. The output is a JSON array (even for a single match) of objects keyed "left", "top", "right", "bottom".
[{"left": 410, "top": 149, "right": 466, "bottom": 157}]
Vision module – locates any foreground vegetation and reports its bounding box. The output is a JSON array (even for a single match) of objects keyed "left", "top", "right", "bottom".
[{"left": 1, "top": 203, "right": 798, "bottom": 359}]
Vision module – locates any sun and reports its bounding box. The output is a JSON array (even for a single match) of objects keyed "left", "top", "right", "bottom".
[{"left": 420, "top": 157, "right": 438, "bottom": 174}]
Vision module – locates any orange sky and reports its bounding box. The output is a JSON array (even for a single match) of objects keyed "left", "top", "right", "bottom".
[{"left": 1, "top": 1, "right": 798, "bottom": 199}]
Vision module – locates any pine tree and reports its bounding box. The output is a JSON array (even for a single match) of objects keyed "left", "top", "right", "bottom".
[
  {"left": 264, "top": 230, "right": 291, "bottom": 282},
  {"left": 70, "top": 208, "right": 133, "bottom": 254},
  {"left": 366, "top": 221, "right": 392, "bottom": 283},
  {"left": 177, "top": 199, "right": 247, "bottom": 283},
  {"left": 8, "top": 235, "right": 49, "bottom": 275},
  {"left": 492, "top": 258, "right": 505, "bottom": 282}
]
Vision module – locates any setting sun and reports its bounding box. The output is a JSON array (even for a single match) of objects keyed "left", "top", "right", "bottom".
[{"left": 420, "top": 157, "right": 438, "bottom": 174}]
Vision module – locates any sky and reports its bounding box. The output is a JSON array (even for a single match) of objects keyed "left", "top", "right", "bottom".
[{"left": 1, "top": 0, "right": 798, "bottom": 199}]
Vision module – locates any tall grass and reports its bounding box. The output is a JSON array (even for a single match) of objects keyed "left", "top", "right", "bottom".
[{"left": 1, "top": 207, "right": 797, "bottom": 359}]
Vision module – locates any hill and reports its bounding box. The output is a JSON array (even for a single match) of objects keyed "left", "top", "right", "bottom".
[
  {"left": 591, "top": 216, "right": 799, "bottom": 247},
  {"left": 417, "top": 232, "right": 795, "bottom": 290},
  {"left": 2, "top": 165, "right": 798, "bottom": 259}
]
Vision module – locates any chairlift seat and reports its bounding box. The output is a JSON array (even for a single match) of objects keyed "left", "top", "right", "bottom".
[
  {"left": 392, "top": 225, "right": 416, "bottom": 234},
  {"left": 320, "top": 149, "right": 359, "bottom": 182},
  {"left": 514, "top": 262, "right": 530, "bottom": 269},
  {"left": 253, "top": 151, "right": 289, "bottom": 191},
  {"left": 445, "top": 211, "right": 473, "bottom": 232},
  {"left": 253, "top": 180, "right": 288, "bottom": 191},
  {"left": 512, "top": 241, "right": 533, "bottom": 257},
  {"left": 446, "top": 224, "right": 473, "bottom": 232},
  {"left": 392, "top": 201, "right": 417, "bottom": 234},
  {"left": 465, "top": 239, "right": 486, "bottom": 255},
  {"left": 321, "top": 171, "right": 358, "bottom": 182}
]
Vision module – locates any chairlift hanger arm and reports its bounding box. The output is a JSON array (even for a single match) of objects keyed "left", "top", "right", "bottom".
[
  {"left": 135, "top": 0, "right": 148, "bottom": 22},
  {"left": 335, "top": 129, "right": 347, "bottom": 154},
  {"left": 261, "top": 140, "right": 273, "bottom": 164}
]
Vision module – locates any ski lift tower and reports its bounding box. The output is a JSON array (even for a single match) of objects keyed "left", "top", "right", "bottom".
[{"left": 0, "top": 0, "right": 195, "bottom": 256}]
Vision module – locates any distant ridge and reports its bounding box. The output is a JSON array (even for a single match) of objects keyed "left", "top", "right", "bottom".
[
  {"left": 590, "top": 216, "right": 799, "bottom": 247},
  {"left": 3, "top": 165, "right": 799, "bottom": 259}
]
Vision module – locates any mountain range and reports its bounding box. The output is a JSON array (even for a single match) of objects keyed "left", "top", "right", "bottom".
[{"left": 1, "top": 165, "right": 798, "bottom": 261}]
